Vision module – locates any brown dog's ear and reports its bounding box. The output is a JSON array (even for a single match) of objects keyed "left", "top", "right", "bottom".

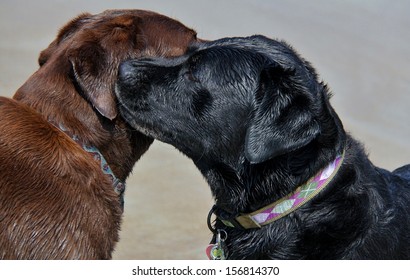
[
  {"left": 68, "top": 42, "right": 118, "bottom": 120},
  {"left": 65, "top": 13, "right": 144, "bottom": 120},
  {"left": 245, "top": 62, "right": 320, "bottom": 164},
  {"left": 38, "top": 13, "right": 92, "bottom": 67}
]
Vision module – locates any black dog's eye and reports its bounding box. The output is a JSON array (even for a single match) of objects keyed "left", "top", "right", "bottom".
[
  {"left": 183, "top": 54, "right": 202, "bottom": 83},
  {"left": 184, "top": 67, "right": 200, "bottom": 83}
]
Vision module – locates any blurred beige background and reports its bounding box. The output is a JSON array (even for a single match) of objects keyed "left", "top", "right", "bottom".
[{"left": 1, "top": 0, "right": 409, "bottom": 259}]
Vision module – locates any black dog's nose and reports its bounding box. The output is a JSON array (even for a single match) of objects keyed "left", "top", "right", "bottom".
[{"left": 118, "top": 61, "right": 135, "bottom": 80}]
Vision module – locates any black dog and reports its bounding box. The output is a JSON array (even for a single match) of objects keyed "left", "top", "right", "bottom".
[{"left": 115, "top": 35, "right": 410, "bottom": 259}]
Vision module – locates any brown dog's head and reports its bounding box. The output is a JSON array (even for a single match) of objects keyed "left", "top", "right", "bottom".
[
  {"left": 13, "top": 10, "right": 198, "bottom": 180},
  {"left": 36, "top": 10, "right": 197, "bottom": 120}
]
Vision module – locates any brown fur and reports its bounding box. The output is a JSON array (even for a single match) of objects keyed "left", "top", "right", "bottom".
[{"left": 0, "top": 9, "right": 197, "bottom": 259}]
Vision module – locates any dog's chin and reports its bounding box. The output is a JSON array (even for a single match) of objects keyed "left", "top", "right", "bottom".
[
  {"left": 118, "top": 106, "right": 150, "bottom": 134},
  {"left": 117, "top": 104, "right": 169, "bottom": 143}
]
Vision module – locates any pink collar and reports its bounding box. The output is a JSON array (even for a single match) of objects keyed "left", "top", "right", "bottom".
[{"left": 218, "top": 151, "right": 345, "bottom": 229}]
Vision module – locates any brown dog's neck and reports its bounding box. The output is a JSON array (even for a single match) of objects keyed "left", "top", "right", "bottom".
[{"left": 13, "top": 69, "right": 151, "bottom": 182}]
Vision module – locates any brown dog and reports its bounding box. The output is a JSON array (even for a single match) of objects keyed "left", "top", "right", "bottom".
[{"left": 0, "top": 9, "right": 197, "bottom": 259}]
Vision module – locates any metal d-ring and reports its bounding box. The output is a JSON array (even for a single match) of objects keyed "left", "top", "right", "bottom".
[
  {"left": 207, "top": 205, "right": 218, "bottom": 234},
  {"left": 217, "top": 229, "right": 228, "bottom": 242}
]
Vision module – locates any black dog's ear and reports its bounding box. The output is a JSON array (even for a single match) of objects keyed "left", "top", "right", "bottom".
[
  {"left": 245, "top": 62, "right": 320, "bottom": 164},
  {"left": 68, "top": 42, "right": 118, "bottom": 120}
]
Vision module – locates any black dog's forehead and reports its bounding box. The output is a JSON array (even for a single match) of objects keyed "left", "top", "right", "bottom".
[
  {"left": 183, "top": 37, "right": 274, "bottom": 82},
  {"left": 196, "top": 35, "right": 282, "bottom": 51},
  {"left": 190, "top": 35, "right": 297, "bottom": 65},
  {"left": 189, "top": 44, "right": 266, "bottom": 69},
  {"left": 188, "top": 35, "right": 317, "bottom": 83}
]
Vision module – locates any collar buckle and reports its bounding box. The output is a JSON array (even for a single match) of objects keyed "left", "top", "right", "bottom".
[
  {"left": 208, "top": 205, "right": 262, "bottom": 230},
  {"left": 235, "top": 215, "right": 262, "bottom": 229}
]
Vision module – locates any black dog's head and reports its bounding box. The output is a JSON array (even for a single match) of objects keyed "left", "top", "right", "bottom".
[
  {"left": 116, "top": 35, "right": 344, "bottom": 170},
  {"left": 115, "top": 36, "right": 410, "bottom": 260}
]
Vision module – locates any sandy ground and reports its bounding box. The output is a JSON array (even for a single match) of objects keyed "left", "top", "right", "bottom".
[{"left": 1, "top": 0, "right": 409, "bottom": 259}]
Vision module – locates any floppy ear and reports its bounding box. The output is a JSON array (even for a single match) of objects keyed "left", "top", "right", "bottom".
[
  {"left": 245, "top": 62, "right": 320, "bottom": 164},
  {"left": 68, "top": 42, "right": 118, "bottom": 120}
]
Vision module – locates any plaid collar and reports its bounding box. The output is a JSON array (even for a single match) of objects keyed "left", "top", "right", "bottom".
[
  {"left": 211, "top": 151, "right": 345, "bottom": 230},
  {"left": 53, "top": 123, "right": 125, "bottom": 212}
]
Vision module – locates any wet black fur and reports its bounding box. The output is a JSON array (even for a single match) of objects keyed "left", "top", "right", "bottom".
[{"left": 115, "top": 35, "right": 410, "bottom": 259}]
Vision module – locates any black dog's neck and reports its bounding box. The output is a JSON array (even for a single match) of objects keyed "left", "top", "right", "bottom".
[
  {"left": 199, "top": 105, "right": 346, "bottom": 216},
  {"left": 198, "top": 144, "right": 339, "bottom": 216},
  {"left": 197, "top": 87, "right": 346, "bottom": 216}
]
